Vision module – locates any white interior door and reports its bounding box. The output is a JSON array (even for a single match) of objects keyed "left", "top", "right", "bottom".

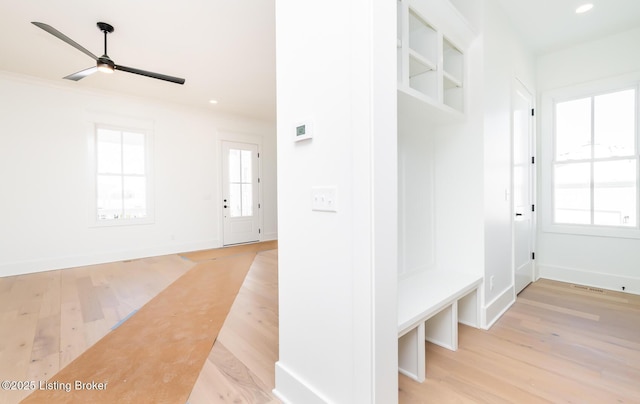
[
  {"left": 222, "top": 141, "right": 260, "bottom": 245},
  {"left": 513, "top": 80, "right": 535, "bottom": 294}
]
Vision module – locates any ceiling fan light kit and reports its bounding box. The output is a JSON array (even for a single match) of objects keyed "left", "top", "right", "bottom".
[
  {"left": 31, "top": 21, "right": 185, "bottom": 84},
  {"left": 97, "top": 58, "right": 115, "bottom": 73}
]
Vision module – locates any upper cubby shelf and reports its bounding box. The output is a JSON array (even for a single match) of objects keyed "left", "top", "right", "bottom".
[
  {"left": 408, "top": 9, "right": 437, "bottom": 67},
  {"left": 443, "top": 38, "right": 463, "bottom": 86},
  {"left": 397, "top": 0, "right": 476, "bottom": 119}
]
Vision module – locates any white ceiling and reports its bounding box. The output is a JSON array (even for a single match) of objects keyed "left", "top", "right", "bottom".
[
  {"left": 0, "top": 0, "right": 276, "bottom": 121},
  {"left": 495, "top": 0, "right": 640, "bottom": 55},
  {"left": 2, "top": 1, "right": 640, "bottom": 121}
]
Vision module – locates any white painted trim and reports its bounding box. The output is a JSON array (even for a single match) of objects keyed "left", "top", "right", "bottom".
[
  {"left": 0, "top": 239, "right": 221, "bottom": 277},
  {"left": 482, "top": 285, "right": 515, "bottom": 329},
  {"left": 273, "top": 362, "right": 331, "bottom": 404},
  {"left": 538, "top": 264, "right": 640, "bottom": 295},
  {"left": 540, "top": 73, "right": 640, "bottom": 239},
  {"left": 262, "top": 232, "right": 278, "bottom": 241},
  {"left": 511, "top": 78, "right": 537, "bottom": 295},
  {"left": 85, "top": 112, "right": 156, "bottom": 227}
]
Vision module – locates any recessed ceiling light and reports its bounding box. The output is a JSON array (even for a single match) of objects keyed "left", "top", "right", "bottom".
[
  {"left": 576, "top": 3, "right": 594, "bottom": 14},
  {"left": 209, "top": 99, "right": 218, "bottom": 104}
]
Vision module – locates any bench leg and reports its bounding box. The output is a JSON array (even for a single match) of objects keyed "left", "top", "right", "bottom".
[
  {"left": 425, "top": 302, "right": 458, "bottom": 351},
  {"left": 398, "top": 322, "right": 425, "bottom": 382},
  {"left": 458, "top": 287, "right": 480, "bottom": 328}
]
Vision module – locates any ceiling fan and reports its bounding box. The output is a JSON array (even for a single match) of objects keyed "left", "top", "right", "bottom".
[{"left": 31, "top": 21, "right": 185, "bottom": 85}]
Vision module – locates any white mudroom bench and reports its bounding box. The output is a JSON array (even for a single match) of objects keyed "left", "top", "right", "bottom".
[{"left": 397, "top": 270, "right": 483, "bottom": 382}]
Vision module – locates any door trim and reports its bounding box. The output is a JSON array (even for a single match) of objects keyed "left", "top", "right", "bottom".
[{"left": 512, "top": 78, "right": 537, "bottom": 294}]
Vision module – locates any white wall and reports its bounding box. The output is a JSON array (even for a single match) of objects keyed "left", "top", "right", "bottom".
[
  {"left": 0, "top": 72, "right": 277, "bottom": 277},
  {"left": 536, "top": 28, "right": 640, "bottom": 294},
  {"left": 537, "top": 27, "right": 640, "bottom": 93},
  {"left": 397, "top": 110, "right": 436, "bottom": 277},
  {"left": 482, "top": 0, "right": 535, "bottom": 325},
  {"left": 274, "top": 0, "right": 397, "bottom": 402},
  {"left": 432, "top": 42, "right": 485, "bottom": 280}
]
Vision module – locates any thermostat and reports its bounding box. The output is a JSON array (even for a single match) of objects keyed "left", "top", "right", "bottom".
[{"left": 294, "top": 121, "right": 313, "bottom": 142}]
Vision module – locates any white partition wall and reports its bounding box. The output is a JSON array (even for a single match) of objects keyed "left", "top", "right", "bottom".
[{"left": 274, "top": 0, "right": 397, "bottom": 403}]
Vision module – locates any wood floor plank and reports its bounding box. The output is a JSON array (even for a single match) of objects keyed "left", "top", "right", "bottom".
[
  {"left": 75, "top": 276, "right": 104, "bottom": 323},
  {"left": 28, "top": 314, "right": 60, "bottom": 367},
  {"left": 516, "top": 297, "right": 600, "bottom": 321},
  {"left": 59, "top": 300, "right": 87, "bottom": 369},
  {"left": 188, "top": 350, "right": 247, "bottom": 404},
  {"left": 189, "top": 342, "right": 274, "bottom": 404}
]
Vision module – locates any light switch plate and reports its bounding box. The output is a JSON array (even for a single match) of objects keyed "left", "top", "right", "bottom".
[{"left": 311, "top": 187, "right": 337, "bottom": 212}]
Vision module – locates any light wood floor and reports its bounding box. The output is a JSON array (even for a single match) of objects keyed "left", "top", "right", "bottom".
[
  {"left": 2, "top": 254, "right": 640, "bottom": 403},
  {"left": 0, "top": 250, "right": 279, "bottom": 404},
  {"left": 187, "top": 250, "right": 280, "bottom": 404},
  {"left": 399, "top": 279, "right": 640, "bottom": 403}
]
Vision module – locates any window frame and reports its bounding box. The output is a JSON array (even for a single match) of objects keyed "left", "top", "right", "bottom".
[
  {"left": 541, "top": 74, "right": 640, "bottom": 239},
  {"left": 88, "top": 116, "right": 154, "bottom": 227}
]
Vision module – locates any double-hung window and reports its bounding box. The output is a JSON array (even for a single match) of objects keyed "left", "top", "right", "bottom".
[
  {"left": 94, "top": 125, "right": 151, "bottom": 224},
  {"left": 553, "top": 87, "right": 638, "bottom": 228}
]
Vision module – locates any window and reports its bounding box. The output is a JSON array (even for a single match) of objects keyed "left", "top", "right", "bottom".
[
  {"left": 228, "top": 148, "right": 254, "bottom": 217},
  {"left": 553, "top": 88, "right": 638, "bottom": 228},
  {"left": 95, "top": 126, "right": 150, "bottom": 223}
]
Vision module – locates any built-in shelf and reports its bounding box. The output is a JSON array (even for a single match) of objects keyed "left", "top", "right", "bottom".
[
  {"left": 409, "top": 50, "right": 436, "bottom": 76},
  {"left": 408, "top": 9, "right": 438, "bottom": 67},
  {"left": 396, "top": 0, "right": 482, "bottom": 381},
  {"left": 442, "top": 37, "right": 464, "bottom": 112},
  {"left": 443, "top": 38, "right": 463, "bottom": 84},
  {"left": 443, "top": 71, "right": 462, "bottom": 88},
  {"left": 397, "top": 0, "right": 473, "bottom": 116},
  {"left": 398, "top": 87, "right": 463, "bottom": 125}
]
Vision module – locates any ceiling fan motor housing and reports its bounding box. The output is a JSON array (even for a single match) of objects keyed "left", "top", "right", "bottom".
[{"left": 97, "top": 22, "right": 114, "bottom": 33}]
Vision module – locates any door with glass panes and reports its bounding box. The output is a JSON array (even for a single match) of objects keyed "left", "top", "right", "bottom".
[{"left": 222, "top": 141, "right": 260, "bottom": 245}]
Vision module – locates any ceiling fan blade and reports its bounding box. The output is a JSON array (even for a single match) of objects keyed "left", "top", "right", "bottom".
[
  {"left": 32, "top": 22, "right": 98, "bottom": 61},
  {"left": 64, "top": 66, "right": 98, "bottom": 81},
  {"left": 115, "top": 64, "right": 185, "bottom": 85}
]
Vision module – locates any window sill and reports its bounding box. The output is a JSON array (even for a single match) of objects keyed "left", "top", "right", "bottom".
[
  {"left": 542, "top": 223, "right": 640, "bottom": 239},
  {"left": 90, "top": 217, "right": 155, "bottom": 228}
]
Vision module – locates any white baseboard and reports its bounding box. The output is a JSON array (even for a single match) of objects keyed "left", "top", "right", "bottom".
[
  {"left": 262, "top": 232, "right": 278, "bottom": 241},
  {"left": 0, "top": 239, "right": 221, "bottom": 277},
  {"left": 482, "top": 285, "right": 515, "bottom": 329},
  {"left": 273, "top": 362, "right": 330, "bottom": 404},
  {"left": 538, "top": 264, "right": 640, "bottom": 295}
]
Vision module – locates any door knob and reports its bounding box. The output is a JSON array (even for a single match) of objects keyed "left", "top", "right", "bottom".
[
  {"left": 515, "top": 213, "right": 523, "bottom": 217},
  {"left": 224, "top": 205, "right": 228, "bottom": 208}
]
